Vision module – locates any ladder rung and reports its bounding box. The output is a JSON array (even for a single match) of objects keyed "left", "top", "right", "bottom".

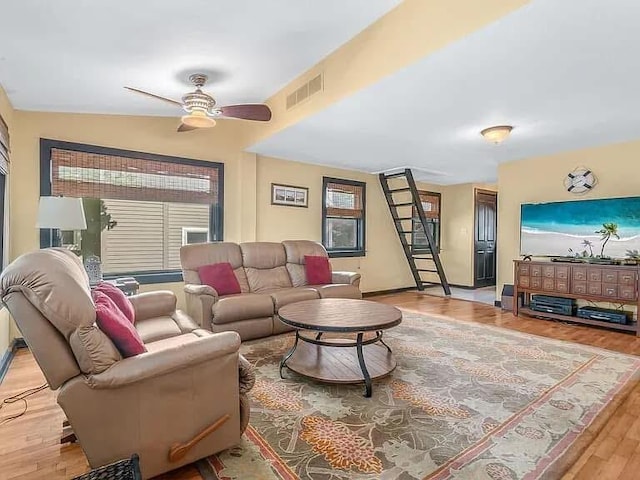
[
  {"left": 388, "top": 187, "right": 411, "bottom": 193},
  {"left": 391, "top": 202, "right": 413, "bottom": 207},
  {"left": 398, "top": 230, "right": 412, "bottom": 234},
  {"left": 383, "top": 172, "right": 408, "bottom": 179},
  {"left": 417, "top": 269, "right": 438, "bottom": 273},
  {"left": 393, "top": 217, "right": 413, "bottom": 221}
]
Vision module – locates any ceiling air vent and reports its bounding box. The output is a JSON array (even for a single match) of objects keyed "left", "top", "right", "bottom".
[{"left": 286, "top": 73, "right": 323, "bottom": 110}]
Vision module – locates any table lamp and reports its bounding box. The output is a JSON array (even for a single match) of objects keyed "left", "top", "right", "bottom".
[{"left": 36, "top": 196, "right": 87, "bottom": 247}]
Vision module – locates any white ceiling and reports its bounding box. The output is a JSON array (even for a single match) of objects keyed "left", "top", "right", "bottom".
[
  {"left": 0, "top": 0, "right": 400, "bottom": 114},
  {"left": 249, "top": 0, "right": 640, "bottom": 185}
]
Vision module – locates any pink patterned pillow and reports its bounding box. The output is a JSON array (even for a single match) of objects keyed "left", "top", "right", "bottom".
[
  {"left": 93, "top": 291, "right": 146, "bottom": 358},
  {"left": 95, "top": 282, "right": 135, "bottom": 324}
]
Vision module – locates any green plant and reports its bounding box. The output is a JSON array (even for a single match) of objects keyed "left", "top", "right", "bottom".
[
  {"left": 595, "top": 222, "right": 619, "bottom": 258},
  {"left": 80, "top": 199, "right": 117, "bottom": 258}
]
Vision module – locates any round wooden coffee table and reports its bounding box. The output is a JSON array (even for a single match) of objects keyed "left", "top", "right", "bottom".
[{"left": 278, "top": 298, "right": 402, "bottom": 397}]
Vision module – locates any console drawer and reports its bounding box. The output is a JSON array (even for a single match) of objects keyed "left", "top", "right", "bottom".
[
  {"left": 519, "top": 276, "right": 530, "bottom": 288},
  {"left": 603, "top": 283, "right": 618, "bottom": 298},
  {"left": 619, "top": 285, "right": 637, "bottom": 300},
  {"left": 602, "top": 270, "right": 618, "bottom": 283},
  {"left": 587, "top": 269, "right": 602, "bottom": 282},
  {"left": 572, "top": 281, "right": 587, "bottom": 295},
  {"left": 588, "top": 283, "right": 602, "bottom": 296},
  {"left": 573, "top": 267, "right": 587, "bottom": 281}
]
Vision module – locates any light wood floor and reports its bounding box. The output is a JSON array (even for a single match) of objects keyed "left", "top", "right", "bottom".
[{"left": 1, "top": 291, "right": 640, "bottom": 480}]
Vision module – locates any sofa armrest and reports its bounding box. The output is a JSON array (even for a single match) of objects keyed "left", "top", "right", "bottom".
[
  {"left": 183, "top": 284, "right": 218, "bottom": 330},
  {"left": 331, "top": 271, "right": 361, "bottom": 287},
  {"left": 87, "top": 331, "right": 240, "bottom": 389},
  {"left": 129, "top": 290, "right": 177, "bottom": 322}
]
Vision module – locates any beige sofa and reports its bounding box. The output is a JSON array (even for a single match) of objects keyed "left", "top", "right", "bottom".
[
  {"left": 0, "top": 248, "right": 254, "bottom": 479},
  {"left": 180, "top": 240, "right": 362, "bottom": 340}
]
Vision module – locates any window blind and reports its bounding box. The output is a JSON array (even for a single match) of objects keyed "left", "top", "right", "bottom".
[
  {"left": 325, "top": 181, "right": 363, "bottom": 218},
  {"left": 51, "top": 148, "right": 220, "bottom": 205},
  {"left": 417, "top": 191, "right": 440, "bottom": 220},
  {"left": 0, "top": 115, "right": 9, "bottom": 175}
]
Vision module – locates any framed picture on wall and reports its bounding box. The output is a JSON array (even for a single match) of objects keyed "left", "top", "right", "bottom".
[{"left": 271, "top": 183, "right": 309, "bottom": 208}]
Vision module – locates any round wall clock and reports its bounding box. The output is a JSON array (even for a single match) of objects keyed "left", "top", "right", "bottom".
[{"left": 564, "top": 167, "right": 597, "bottom": 194}]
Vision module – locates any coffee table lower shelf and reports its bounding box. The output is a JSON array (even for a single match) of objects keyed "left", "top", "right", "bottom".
[
  {"left": 519, "top": 307, "right": 638, "bottom": 333},
  {"left": 281, "top": 339, "right": 396, "bottom": 393}
]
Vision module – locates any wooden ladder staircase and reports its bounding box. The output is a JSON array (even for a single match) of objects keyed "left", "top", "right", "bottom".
[{"left": 379, "top": 168, "right": 451, "bottom": 295}]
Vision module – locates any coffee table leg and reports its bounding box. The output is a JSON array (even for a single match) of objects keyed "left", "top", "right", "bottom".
[
  {"left": 279, "top": 331, "right": 300, "bottom": 378},
  {"left": 356, "top": 332, "right": 372, "bottom": 398},
  {"left": 378, "top": 331, "right": 392, "bottom": 353}
]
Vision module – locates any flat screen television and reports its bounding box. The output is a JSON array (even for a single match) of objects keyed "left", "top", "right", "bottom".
[{"left": 520, "top": 196, "right": 640, "bottom": 258}]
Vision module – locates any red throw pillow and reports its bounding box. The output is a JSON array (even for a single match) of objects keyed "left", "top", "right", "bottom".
[
  {"left": 95, "top": 282, "right": 135, "bottom": 324},
  {"left": 93, "top": 291, "right": 146, "bottom": 358},
  {"left": 197, "top": 262, "right": 242, "bottom": 296},
  {"left": 305, "top": 255, "right": 332, "bottom": 285}
]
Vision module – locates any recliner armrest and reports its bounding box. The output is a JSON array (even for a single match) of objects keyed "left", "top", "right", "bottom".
[
  {"left": 87, "top": 331, "right": 241, "bottom": 389},
  {"left": 129, "top": 290, "right": 177, "bottom": 321},
  {"left": 331, "top": 271, "right": 361, "bottom": 286},
  {"left": 183, "top": 284, "right": 219, "bottom": 330},
  {"left": 184, "top": 284, "right": 218, "bottom": 297}
]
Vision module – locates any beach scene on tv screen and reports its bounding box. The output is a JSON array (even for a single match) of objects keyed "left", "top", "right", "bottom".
[{"left": 520, "top": 196, "right": 640, "bottom": 258}]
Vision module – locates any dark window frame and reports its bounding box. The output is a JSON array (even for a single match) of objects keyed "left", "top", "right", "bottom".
[
  {"left": 39, "top": 138, "right": 224, "bottom": 284},
  {"left": 411, "top": 190, "right": 441, "bottom": 254},
  {"left": 321, "top": 176, "right": 366, "bottom": 258}
]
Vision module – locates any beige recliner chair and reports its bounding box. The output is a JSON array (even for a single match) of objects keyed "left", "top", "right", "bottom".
[{"left": 0, "top": 248, "right": 254, "bottom": 479}]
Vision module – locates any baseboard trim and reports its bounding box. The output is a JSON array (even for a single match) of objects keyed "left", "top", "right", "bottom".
[
  {"left": 0, "top": 338, "right": 28, "bottom": 385},
  {"left": 363, "top": 287, "right": 414, "bottom": 298}
]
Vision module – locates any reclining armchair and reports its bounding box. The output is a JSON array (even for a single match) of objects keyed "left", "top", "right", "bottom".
[{"left": 0, "top": 248, "right": 254, "bottom": 479}]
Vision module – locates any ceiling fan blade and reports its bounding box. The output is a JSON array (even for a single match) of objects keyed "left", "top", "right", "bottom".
[
  {"left": 177, "top": 123, "right": 198, "bottom": 132},
  {"left": 219, "top": 104, "right": 272, "bottom": 122},
  {"left": 124, "top": 86, "right": 183, "bottom": 107}
]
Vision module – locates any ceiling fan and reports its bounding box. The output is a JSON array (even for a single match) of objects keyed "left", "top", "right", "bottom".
[{"left": 125, "top": 73, "right": 272, "bottom": 132}]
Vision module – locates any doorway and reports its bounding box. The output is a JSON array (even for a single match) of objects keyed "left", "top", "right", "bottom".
[{"left": 474, "top": 189, "right": 497, "bottom": 288}]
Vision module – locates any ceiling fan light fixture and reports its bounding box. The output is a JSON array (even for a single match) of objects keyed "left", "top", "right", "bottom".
[
  {"left": 181, "top": 110, "right": 216, "bottom": 128},
  {"left": 480, "top": 125, "right": 513, "bottom": 144}
]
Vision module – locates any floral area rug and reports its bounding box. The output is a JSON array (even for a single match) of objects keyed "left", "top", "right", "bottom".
[{"left": 207, "top": 311, "right": 640, "bottom": 479}]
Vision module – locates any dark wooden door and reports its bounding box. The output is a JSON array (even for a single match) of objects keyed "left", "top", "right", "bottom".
[{"left": 474, "top": 190, "right": 497, "bottom": 287}]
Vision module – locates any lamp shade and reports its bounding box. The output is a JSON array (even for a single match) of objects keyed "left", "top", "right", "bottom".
[{"left": 36, "top": 197, "right": 87, "bottom": 230}]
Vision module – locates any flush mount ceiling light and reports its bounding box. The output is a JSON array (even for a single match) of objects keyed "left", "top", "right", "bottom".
[{"left": 480, "top": 125, "right": 513, "bottom": 144}]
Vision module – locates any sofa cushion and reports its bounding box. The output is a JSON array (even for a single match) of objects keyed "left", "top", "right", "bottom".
[
  {"left": 245, "top": 266, "right": 292, "bottom": 293},
  {"left": 283, "top": 240, "right": 328, "bottom": 287},
  {"left": 93, "top": 291, "right": 146, "bottom": 357},
  {"left": 198, "top": 262, "right": 242, "bottom": 296},
  {"left": 135, "top": 316, "right": 183, "bottom": 343},
  {"left": 241, "top": 242, "right": 287, "bottom": 269},
  {"left": 94, "top": 282, "right": 135, "bottom": 323},
  {"left": 267, "top": 287, "right": 320, "bottom": 310},
  {"left": 310, "top": 284, "right": 363, "bottom": 300},
  {"left": 305, "top": 255, "right": 332, "bottom": 285},
  {"left": 213, "top": 293, "right": 275, "bottom": 325},
  {"left": 180, "top": 242, "right": 250, "bottom": 292}
]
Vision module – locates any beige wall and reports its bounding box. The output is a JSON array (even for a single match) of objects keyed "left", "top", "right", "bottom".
[
  {"left": 0, "top": 85, "right": 14, "bottom": 354},
  {"left": 497, "top": 139, "right": 640, "bottom": 300},
  {"left": 256, "top": 155, "right": 417, "bottom": 292}
]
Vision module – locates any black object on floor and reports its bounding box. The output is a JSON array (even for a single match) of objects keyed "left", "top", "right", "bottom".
[{"left": 72, "top": 454, "right": 141, "bottom": 480}]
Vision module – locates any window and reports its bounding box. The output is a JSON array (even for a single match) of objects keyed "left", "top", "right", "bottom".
[
  {"left": 40, "top": 139, "right": 223, "bottom": 283},
  {"left": 0, "top": 114, "right": 8, "bottom": 269},
  {"left": 322, "top": 177, "right": 365, "bottom": 257},
  {"left": 412, "top": 191, "right": 441, "bottom": 252},
  {"left": 182, "top": 227, "right": 209, "bottom": 246}
]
